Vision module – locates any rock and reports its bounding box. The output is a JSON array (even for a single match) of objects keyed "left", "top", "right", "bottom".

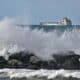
[
  {"left": 0, "top": 50, "right": 79, "bottom": 69},
  {"left": 53, "top": 53, "right": 80, "bottom": 69},
  {"left": 47, "top": 60, "right": 59, "bottom": 69},
  {"left": 9, "top": 51, "right": 34, "bottom": 64},
  {"left": 27, "top": 55, "right": 42, "bottom": 69},
  {"left": 62, "top": 56, "right": 80, "bottom": 69},
  {"left": 8, "top": 59, "right": 23, "bottom": 67},
  {"left": 29, "top": 56, "right": 41, "bottom": 64},
  {"left": 0, "top": 56, "right": 7, "bottom": 68}
]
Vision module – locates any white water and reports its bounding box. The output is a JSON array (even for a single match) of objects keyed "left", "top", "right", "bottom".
[
  {"left": 0, "top": 69, "right": 80, "bottom": 79},
  {"left": 0, "top": 17, "right": 80, "bottom": 60}
]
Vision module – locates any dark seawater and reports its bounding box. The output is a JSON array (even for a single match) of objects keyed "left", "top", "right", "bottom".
[{"left": 28, "top": 25, "right": 80, "bottom": 31}]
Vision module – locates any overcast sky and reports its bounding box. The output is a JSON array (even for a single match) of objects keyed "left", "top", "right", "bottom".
[{"left": 0, "top": 0, "right": 80, "bottom": 24}]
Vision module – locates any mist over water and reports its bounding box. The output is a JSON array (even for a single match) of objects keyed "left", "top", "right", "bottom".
[{"left": 0, "top": 17, "right": 80, "bottom": 60}]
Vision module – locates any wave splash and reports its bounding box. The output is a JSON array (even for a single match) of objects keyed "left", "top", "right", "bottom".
[
  {"left": 0, "top": 69, "right": 80, "bottom": 79},
  {"left": 0, "top": 17, "right": 80, "bottom": 60}
]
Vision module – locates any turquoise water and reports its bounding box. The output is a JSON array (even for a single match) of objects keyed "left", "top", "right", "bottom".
[{"left": 29, "top": 25, "right": 80, "bottom": 31}]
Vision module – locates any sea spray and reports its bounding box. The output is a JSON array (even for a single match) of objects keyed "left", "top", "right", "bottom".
[
  {"left": 0, "top": 17, "right": 80, "bottom": 60},
  {"left": 0, "top": 69, "right": 80, "bottom": 79}
]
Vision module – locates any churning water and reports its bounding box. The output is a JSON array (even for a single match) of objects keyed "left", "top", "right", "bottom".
[
  {"left": 0, "top": 17, "right": 80, "bottom": 79},
  {"left": 0, "top": 17, "right": 80, "bottom": 60}
]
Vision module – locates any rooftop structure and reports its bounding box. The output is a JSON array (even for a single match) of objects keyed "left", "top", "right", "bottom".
[{"left": 40, "top": 17, "right": 72, "bottom": 26}]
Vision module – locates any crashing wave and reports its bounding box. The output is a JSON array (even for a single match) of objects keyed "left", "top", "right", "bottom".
[{"left": 0, "top": 69, "right": 80, "bottom": 80}]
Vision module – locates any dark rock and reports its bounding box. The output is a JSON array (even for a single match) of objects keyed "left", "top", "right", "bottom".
[
  {"left": 7, "top": 59, "right": 23, "bottom": 67},
  {"left": 9, "top": 51, "right": 34, "bottom": 64},
  {"left": 53, "top": 53, "right": 80, "bottom": 69},
  {"left": 62, "top": 56, "right": 80, "bottom": 69},
  {"left": 47, "top": 60, "right": 59, "bottom": 69},
  {"left": 27, "top": 55, "right": 41, "bottom": 69},
  {"left": 8, "top": 51, "right": 35, "bottom": 68},
  {"left": 0, "top": 56, "right": 7, "bottom": 68},
  {"left": 29, "top": 56, "right": 41, "bottom": 64}
]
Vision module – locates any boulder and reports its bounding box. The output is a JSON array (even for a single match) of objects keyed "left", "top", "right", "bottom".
[
  {"left": 53, "top": 53, "right": 80, "bottom": 69},
  {"left": 50, "top": 75, "right": 80, "bottom": 80},
  {"left": 8, "top": 59, "right": 23, "bottom": 67},
  {"left": 0, "top": 56, "right": 7, "bottom": 68}
]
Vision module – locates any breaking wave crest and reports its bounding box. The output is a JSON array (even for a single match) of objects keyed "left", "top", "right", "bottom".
[
  {"left": 0, "top": 69, "right": 80, "bottom": 80},
  {"left": 0, "top": 17, "right": 80, "bottom": 60}
]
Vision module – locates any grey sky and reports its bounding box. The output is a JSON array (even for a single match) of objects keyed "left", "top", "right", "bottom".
[{"left": 0, "top": 0, "right": 80, "bottom": 24}]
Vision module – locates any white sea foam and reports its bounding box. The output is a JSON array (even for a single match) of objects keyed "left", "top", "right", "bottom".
[
  {"left": 0, "top": 17, "right": 80, "bottom": 60},
  {"left": 0, "top": 69, "right": 80, "bottom": 79}
]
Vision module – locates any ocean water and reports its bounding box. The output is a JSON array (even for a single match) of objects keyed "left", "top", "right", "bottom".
[
  {"left": 29, "top": 25, "right": 80, "bottom": 31},
  {"left": 0, "top": 69, "right": 80, "bottom": 80},
  {"left": 0, "top": 17, "right": 80, "bottom": 79}
]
